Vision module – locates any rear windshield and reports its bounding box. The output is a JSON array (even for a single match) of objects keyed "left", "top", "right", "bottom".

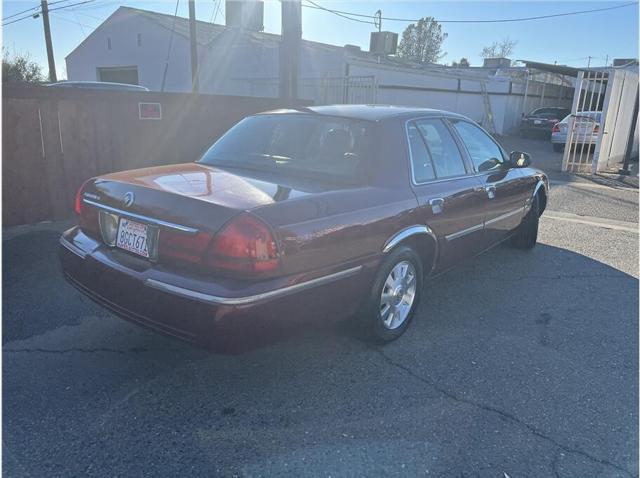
[
  {"left": 575, "top": 112, "right": 602, "bottom": 122},
  {"left": 199, "top": 115, "right": 372, "bottom": 181}
]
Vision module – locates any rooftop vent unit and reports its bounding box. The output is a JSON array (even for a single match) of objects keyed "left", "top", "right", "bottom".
[
  {"left": 483, "top": 57, "right": 511, "bottom": 69},
  {"left": 225, "top": 0, "right": 264, "bottom": 31},
  {"left": 613, "top": 58, "right": 639, "bottom": 67},
  {"left": 369, "top": 31, "right": 398, "bottom": 55}
]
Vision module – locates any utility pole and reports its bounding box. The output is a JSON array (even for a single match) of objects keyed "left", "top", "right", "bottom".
[
  {"left": 188, "top": 0, "right": 199, "bottom": 93},
  {"left": 604, "top": 54, "right": 609, "bottom": 67},
  {"left": 40, "top": 0, "right": 57, "bottom": 82},
  {"left": 587, "top": 56, "right": 592, "bottom": 69},
  {"left": 279, "top": 0, "right": 301, "bottom": 104}
]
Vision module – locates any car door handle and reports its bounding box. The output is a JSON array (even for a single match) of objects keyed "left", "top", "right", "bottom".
[
  {"left": 485, "top": 185, "right": 496, "bottom": 199},
  {"left": 429, "top": 197, "right": 444, "bottom": 214}
]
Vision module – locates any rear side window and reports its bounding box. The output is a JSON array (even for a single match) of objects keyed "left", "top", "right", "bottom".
[
  {"left": 451, "top": 120, "right": 505, "bottom": 173},
  {"left": 407, "top": 124, "right": 436, "bottom": 182},
  {"left": 407, "top": 119, "right": 466, "bottom": 183}
]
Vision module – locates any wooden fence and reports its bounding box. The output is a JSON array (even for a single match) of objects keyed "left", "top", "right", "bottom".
[{"left": 2, "top": 86, "right": 309, "bottom": 226}]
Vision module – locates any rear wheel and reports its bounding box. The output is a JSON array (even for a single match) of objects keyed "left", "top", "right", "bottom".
[
  {"left": 359, "top": 246, "right": 423, "bottom": 343},
  {"left": 511, "top": 193, "right": 539, "bottom": 249}
]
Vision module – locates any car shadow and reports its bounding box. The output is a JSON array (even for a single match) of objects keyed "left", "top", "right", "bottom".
[
  {"left": 3, "top": 232, "right": 638, "bottom": 477},
  {"left": 4, "top": 228, "right": 637, "bottom": 357}
]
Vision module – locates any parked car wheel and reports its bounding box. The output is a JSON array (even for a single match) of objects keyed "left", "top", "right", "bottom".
[
  {"left": 359, "top": 245, "right": 423, "bottom": 343},
  {"left": 552, "top": 143, "right": 564, "bottom": 152},
  {"left": 511, "top": 194, "right": 539, "bottom": 249}
]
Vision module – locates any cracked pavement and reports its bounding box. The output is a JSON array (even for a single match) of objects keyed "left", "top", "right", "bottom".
[{"left": 3, "top": 138, "right": 638, "bottom": 477}]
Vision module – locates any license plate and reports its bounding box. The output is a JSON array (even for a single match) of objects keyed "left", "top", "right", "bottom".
[
  {"left": 116, "top": 218, "right": 151, "bottom": 258},
  {"left": 534, "top": 119, "right": 542, "bottom": 125}
]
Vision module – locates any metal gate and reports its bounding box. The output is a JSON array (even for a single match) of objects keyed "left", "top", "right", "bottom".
[{"left": 562, "top": 70, "right": 607, "bottom": 173}]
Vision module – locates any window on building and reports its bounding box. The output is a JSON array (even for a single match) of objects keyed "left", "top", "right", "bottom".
[
  {"left": 97, "top": 66, "right": 139, "bottom": 85},
  {"left": 137, "top": 33, "right": 142, "bottom": 47},
  {"left": 107, "top": 37, "right": 112, "bottom": 50}
]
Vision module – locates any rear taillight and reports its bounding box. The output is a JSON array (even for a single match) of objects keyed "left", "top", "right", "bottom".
[
  {"left": 74, "top": 180, "right": 100, "bottom": 238},
  {"left": 205, "top": 213, "right": 280, "bottom": 275},
  {"left": 159, "top": 231, "right": 214, "bottom": 265},
  {"left": 74, "top": 184, "right": 84, "bottom": 215},
  {"left": 552, "top": 124, "right": 560, "bottom": 133}
]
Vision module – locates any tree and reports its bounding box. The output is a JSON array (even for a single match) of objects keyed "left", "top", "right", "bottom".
[
  {"left": 452, "top": 57, "right": 470, "bottom": 68},
  {"left": 480, "top": 37, "right": 517, "bottom": 58},
  {"left": 3, "top": 49, "right": 44, "bottom": 84},
  {"left": 397, "top": 17, "right": 447, "bottom": 64}
]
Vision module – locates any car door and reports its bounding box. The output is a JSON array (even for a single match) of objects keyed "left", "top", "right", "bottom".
[
  {"left": 406, "top": 118, "right": 486, "bottom": 272},
  {"left": 448, "top": 119, "right": 530, "bottom": 247}
]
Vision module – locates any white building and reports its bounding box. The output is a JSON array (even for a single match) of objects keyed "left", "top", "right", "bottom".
[{"left": 66, "top": 6, "right": 573, "bottom": 135}]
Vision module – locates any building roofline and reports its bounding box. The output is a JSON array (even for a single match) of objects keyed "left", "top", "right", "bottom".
[{"left": 65, "top": 7, "right": 126, "bottom": 60}]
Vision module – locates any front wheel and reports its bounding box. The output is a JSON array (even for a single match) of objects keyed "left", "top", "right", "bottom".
[
  {"left": 358, "top": 246, "right": 423, "bottom": 343},
  {"left": 511, "top": 194, "right": 539, "bottom": 249}
]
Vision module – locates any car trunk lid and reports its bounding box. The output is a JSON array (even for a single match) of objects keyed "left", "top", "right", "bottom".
[{"left": 77, "top": 163, "right": 327, "bottom": 273}]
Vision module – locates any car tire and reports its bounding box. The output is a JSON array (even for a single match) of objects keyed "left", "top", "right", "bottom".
[
  {"left": 358, "top": 245, "right": 423, "bottom": 343},
  {"left": 552, "top": 143, "right": 564, "bottom": 152},
  {"left": 511, "top": 193, "right": 539, "bottom": 249}
]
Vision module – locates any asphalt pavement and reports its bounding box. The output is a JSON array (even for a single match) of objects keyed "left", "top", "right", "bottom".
[{"left": 3, "top": 137, "right": 638, "bottom": 477}]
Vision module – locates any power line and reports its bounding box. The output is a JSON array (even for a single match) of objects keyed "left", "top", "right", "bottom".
[
  {"left": 3, "top": 3, "right": 40, "bottom": 21},
  {"left": 3, "top": 13, "right": 39, "bottom": 26},
  {"left": 209, "top": 0, "right": 222, "bottom": 23},
  {"left": 48, "top": 0, "right": 97, "bottom": 14},
  {"left": 302, "top": 0, "right": 636, "bottom": 24},
  {"left": 303, "top": 0, "right": 374, "bottom": 25},
  {"left": 3, "top": 0, "right": 98, "bottom": 26},
  {"left": 160, "top": 0, "right": 180, "bottom": 92}
]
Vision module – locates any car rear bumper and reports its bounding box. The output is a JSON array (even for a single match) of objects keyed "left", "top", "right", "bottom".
[
  {"left": 59, "top": 227, "right": 375, "bottom": 350},
  {"left": 551, "top": 132, "right": 597, "bottom": 144}
]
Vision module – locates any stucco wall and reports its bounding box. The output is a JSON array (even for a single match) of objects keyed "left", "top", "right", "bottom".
[{"left": 65, "top": 9, "right": 192, "bottom": 91}]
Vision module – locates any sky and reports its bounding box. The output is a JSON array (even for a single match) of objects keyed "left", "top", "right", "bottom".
[{"left": 2, "top": 0, "right": 639, "bottom": 79}]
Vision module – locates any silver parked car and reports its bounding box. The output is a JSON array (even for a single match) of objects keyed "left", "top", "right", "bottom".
[
  {"left": 47, "top": 81, "right": 149, "bottom": 92},
  {"left": 551, "top": 111, "right": 601, "bottom": 152}
]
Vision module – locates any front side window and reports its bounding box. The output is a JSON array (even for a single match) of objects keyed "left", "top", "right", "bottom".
[
  {"left": 199, "top": 115, "right": 372, "bottom": 182},
  {"left": 451, "top": 120, "right": 505, "bottom": 173}
]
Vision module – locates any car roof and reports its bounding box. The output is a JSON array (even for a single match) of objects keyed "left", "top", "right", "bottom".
[
  {"left": 47, "top": 81, "right": 149, "bottom": 91},
  {"left": 258, "top": 104, "right": 467, "bottom": 122}
]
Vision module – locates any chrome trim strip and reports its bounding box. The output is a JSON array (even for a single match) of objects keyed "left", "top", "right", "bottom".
[
  {"left": 444, "top": 223, "right": 483, "bottom": 241},
  {"left": 383, "top": 225, "right": 434, "bottom": 253},
  {"left": 485, "top": 208, "right": 523, "bottom": 226},
  {"left": 144, "top": 266, "right": 363, "bottom": 306},
  {"left": 382, "top": 225, "right": 439, "bottom": 275},
  {"left": 533, "top": 179, "right": 545, "bottom": 199},
  {"left": 59, "top": 236, "right": 87, "bottom": 259},
  {"left": 83, "top": 199, "right": 199, "bottom": 235}
]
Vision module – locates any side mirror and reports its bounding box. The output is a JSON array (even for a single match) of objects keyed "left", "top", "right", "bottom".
[{"left": 509, "top": 151, "right": 531, "bottom": 168}]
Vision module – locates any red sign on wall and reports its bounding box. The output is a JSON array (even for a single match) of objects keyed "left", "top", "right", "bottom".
[{"left": 138, "top": 102, "right": 162, "bottom": 120}]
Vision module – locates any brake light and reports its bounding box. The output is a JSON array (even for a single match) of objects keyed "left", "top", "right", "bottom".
[
  {"left": 552, "top": 124, "right": 560, "bottom": 133},
  {"left": 74, "top": 184, "right": 84, "bottom": 215},
  {"left": 159, "top": 231, "right": 214, "bottom": 264},
  {"left": 206, "top": 213, "right": 280, "bottom": 274}
]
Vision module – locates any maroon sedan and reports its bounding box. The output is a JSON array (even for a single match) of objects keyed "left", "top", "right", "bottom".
[{"left": 60, "top": 105, "right": 548, "bottom": 347}]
